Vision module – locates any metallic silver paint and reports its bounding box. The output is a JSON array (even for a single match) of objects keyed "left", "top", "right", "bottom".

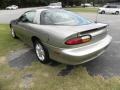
[{"left": 11, "top": 9, "right": 112, "bottom": 65}]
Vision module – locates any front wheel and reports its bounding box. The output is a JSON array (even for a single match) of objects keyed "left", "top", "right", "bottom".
[
  {"left": 11, "top": 27, "right": 17, "bottom": 38},
  {"left": 34, "top": 40, "right": 50, "bottom": 64},
  {"left": 101, "top": 11, "right": 105, "bottom": 14}
]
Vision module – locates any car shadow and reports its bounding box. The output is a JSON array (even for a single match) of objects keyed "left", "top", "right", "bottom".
[
  {"left": 7, "top": 48, "right": 76, "bottom": 76},
  {"left": 9, "top": 48, "right": 114, "bottom": 77},
  {"left": 8, "top": 48, "right": 115, "bottom": 77},
  {"left": 8, "top": 49, "right": 37, "bottom": 69}
]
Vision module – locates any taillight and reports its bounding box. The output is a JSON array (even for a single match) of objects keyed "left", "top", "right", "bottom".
[{"left": 65, "top": 35, "right": 91, "bottom": 45}]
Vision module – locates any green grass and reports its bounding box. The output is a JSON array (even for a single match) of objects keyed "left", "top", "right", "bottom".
[
  {"left": 1, "top": 25, "right": 120, "bottom": 90},
  {"left": 0, "top": 62, "right": 120, "bottom": 90},
  {"left": 65, "top": 7, "right": 98, "bottom": 13},
  {"left": 0, "top": 24, "right": 25, "bottom": 56}
]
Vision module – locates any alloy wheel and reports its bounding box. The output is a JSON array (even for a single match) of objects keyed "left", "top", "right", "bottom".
[{"left": 35, "top": 42, "right": 45, "bottom": 61}]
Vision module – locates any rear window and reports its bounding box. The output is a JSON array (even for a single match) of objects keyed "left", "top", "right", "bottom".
[{"left": 40, "top": 10, "right": 92, "bottom": 26}]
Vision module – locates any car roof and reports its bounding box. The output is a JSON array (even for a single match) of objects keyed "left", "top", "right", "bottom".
[
  {"left": 36, "top": 8, "right": 48, "bottom": 12},
  {"left": 30, "top": 8, "right": 66, "bottom": 13},
  {"left": 105, "top": 4, "right": 120, "bottom": 7}
]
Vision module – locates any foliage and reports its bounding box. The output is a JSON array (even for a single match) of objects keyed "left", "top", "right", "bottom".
[
  {"left": 66, "top": 7, "right": 98, "bottom": 13},
  {"left": 0, "top": 0, "right": 119, "bottom": 9},
  {"left": 0, "top": 24, "right": 25, "bottom": 56}
]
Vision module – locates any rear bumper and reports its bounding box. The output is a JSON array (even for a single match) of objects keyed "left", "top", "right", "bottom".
[{"left": 47, "top": 35, "right": 112, "bottom": 65}]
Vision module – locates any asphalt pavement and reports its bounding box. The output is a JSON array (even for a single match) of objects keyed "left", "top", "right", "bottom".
[
  {"left": 1, "top": 8, "right": 120, "bottom": 77},
  {"left": 0, "top": 7, "right": 40, "bottom": 24}
]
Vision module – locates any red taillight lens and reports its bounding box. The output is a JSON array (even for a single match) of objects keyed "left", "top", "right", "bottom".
[{"left": 65, "top": 35, "right": 91, "bottom": 45}]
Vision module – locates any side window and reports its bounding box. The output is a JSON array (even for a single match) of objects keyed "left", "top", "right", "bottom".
[
  {"left": 112, "top": 6, "right": 117, "bottom": 8},
  {"left": 19, "top": 11, "right": 36, "bottom": 23},
  {"left": 106, "top": 6, "right": 117, "bottom": 8},
  {"left": 25, "top": 11, "right": 36, "bottom": 22},
  {"left": 19, "top": 15, "right": 27, "bottom": 22},
  {"left": 106, "top": 6, "right": 111, "bottom": 8},
  {"left": 40, "top": 11, "right": 53, "bottom": 25}
]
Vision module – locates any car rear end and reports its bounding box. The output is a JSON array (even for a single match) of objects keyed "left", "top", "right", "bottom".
[
  {"left": 47, "top": 23, "right": 112, "bottom": 65},
  {"left": 39, "top": 9, "right": 112, "bottom": 65}
]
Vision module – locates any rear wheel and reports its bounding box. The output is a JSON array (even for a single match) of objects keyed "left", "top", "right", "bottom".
[
  {"left": 33, "top": 40, "right": 50, "bottom": 64},
  {"left": 115, "top": 11, "right": 119, "bottom": 15}
]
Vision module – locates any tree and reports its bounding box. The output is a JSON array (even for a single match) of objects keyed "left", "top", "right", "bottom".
[{"left": 0, "top": 0, "right": 120, "bottom": 9}]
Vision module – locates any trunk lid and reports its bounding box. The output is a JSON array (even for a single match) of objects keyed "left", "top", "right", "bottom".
[{"left": 39, "top": 23, "right": 108, "bottom": 48}]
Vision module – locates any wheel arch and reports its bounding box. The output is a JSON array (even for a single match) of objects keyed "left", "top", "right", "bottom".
[
  {"left": 31, "top": 36, "right": 40, "bottom": 45},
  {"left": 115, "top": 11, "right": 119, "bottom": 15},
  {"left": 31, "top": 36, "right": 50, "bottom": 63},
  {"left": 10, "top": 24, "right": 12, "bottom": 28},
  {"left": 116, "top": 11, "right": 119, "bottom": 13}
]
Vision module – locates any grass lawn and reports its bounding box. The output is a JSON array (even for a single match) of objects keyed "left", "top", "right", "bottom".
[
  {"left": 0, "top": 24, "right": 25, "bottom": 56},
  {"left": 0, "top": 25, "right": 120, "bottom": 90},
  {"left": 65, "top": 7, "right": 98, "bottom": 13}
]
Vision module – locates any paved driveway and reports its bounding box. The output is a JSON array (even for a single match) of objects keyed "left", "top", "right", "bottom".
[
  {"left": 1, "top": 8, "right": 120, "bottom": 77},
  {"left": 0, "top": 7, "right": 40, "bottom": 24},
  {"left": 79, "top": 13, "right": 120, "bottom": 77}
]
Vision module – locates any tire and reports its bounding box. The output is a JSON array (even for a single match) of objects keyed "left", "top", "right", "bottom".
[
  {"left": 10, "top": 27, "right": 17, "bottom": 38},
  {"left": 33, "top": 40, "right": 50, "bottom": 64},
  {"left": 101, "top": 11, "right": 105, "bottom": 14},
  {"left": 115, "top": 11, "right": 119, "bottom": 15}
]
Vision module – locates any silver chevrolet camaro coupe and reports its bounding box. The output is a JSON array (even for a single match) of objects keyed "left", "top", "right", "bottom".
[{"left": 10, "top": 9, "right": 112, "bottom": 65}]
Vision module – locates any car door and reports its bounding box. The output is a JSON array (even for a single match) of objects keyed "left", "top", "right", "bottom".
[
  {"left": 109, "top": 6, "right": 118, "bottom": 13},
  {"left": 105, "top": 5, "right": 112, "bottom": 13},
  {"left": 14, "top": 11, "right": 36, "bottom": 44}
]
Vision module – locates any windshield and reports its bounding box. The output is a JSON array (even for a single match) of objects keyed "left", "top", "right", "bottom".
[{"left": 41, "top": 10, "right": 92, "bottom": 26}]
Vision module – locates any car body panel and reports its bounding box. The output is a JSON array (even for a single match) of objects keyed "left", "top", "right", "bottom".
[
  {"left": 12, "top": 22, "right": 49, "bottom": 46},
  {"left": 34, "top": 23, "right": 108, "bottom": 48},
  {"left": 10, "top": 9, "right": 112, "bottom": 65},
  {"left": 45, "top": 35, "right": 112, "bottom": 65},
  {"left": 98, "top": 5, "right": 120, "bottom": 14}
]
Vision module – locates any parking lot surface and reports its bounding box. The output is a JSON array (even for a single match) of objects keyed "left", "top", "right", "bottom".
[
  {"left": 1, "top": 8, "right": 120, "bottom": 77},
  {"left": 0, "top": 7, "right": 39, "bottom": 24}
]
